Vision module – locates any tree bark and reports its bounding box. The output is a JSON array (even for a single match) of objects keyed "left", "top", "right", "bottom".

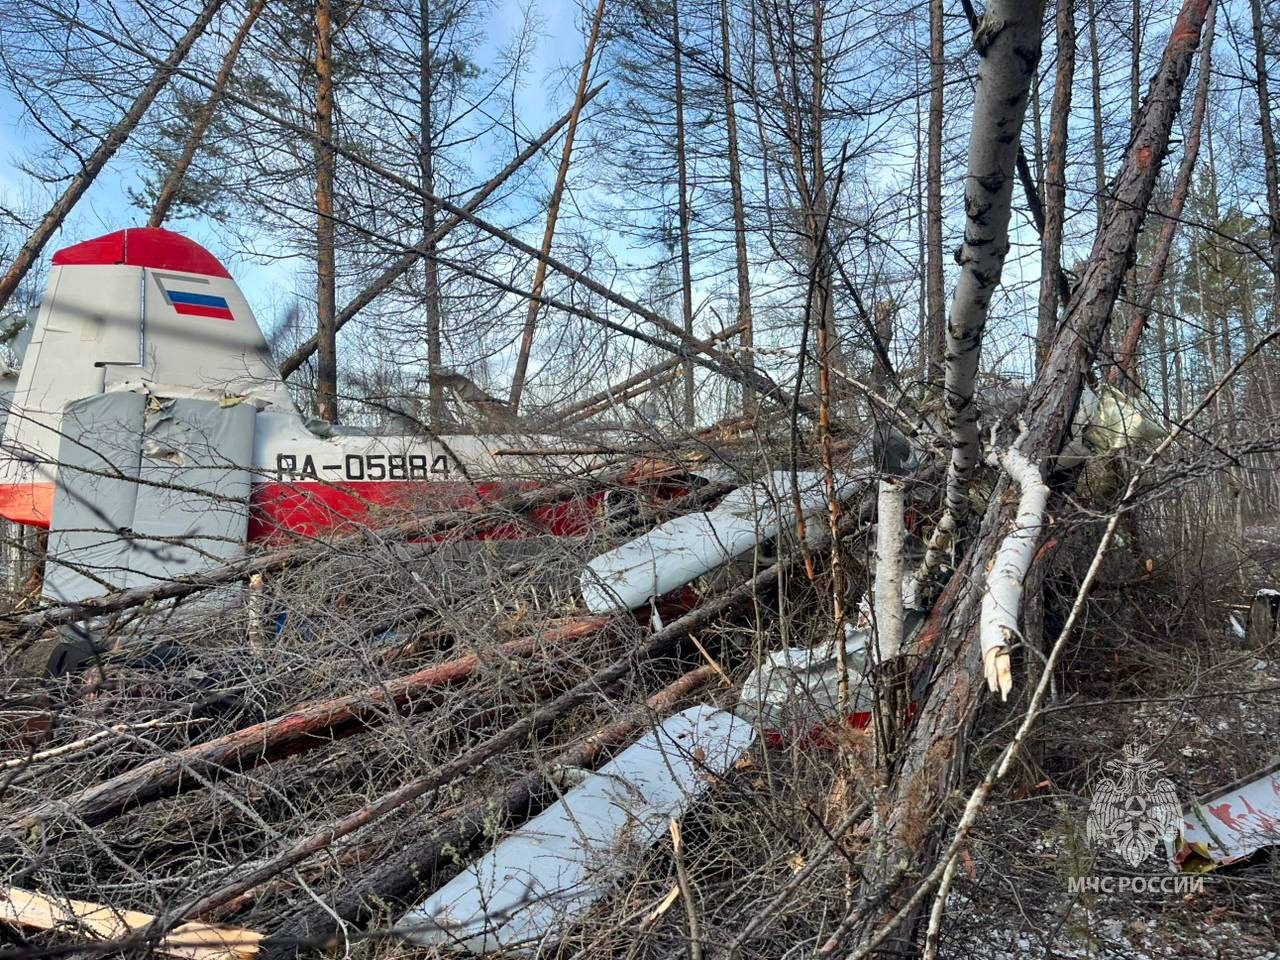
[
  {"left": 674, "top": 0, "right": 696, "bottom": 428},
  {"left": 313, "top": 0, "right": 339, "bottom": 423},
  {"left": 1248, "top": 0, "right": 1280, "bottom": 358},
  {"left": 1131, "top": 0, "right": 1142, "bottom": 129},
  {"left": 1036, "top": 0, "right": 1076, "bottom": 370},
  {"left": 507, "top": 0, "right": 606, "bottom": 414},
  {"left": 0, "top": 0, "right": 229, "bottom": 313},
  {"left": 916, "top": 0, "right": 1046, "bottom": 587},
  {"left": 924, "top": 0, "right": 946, "bottom": 388},
  {"left": 720, "top": 0, "right": 754, "bottom": 414},
  {"left": 1087, "top": 0, "right": 1107, "bottom": 224},
  {"left": 1113, "top": 0, "right": 1214, "bottom": 382},
  {"left": 149, "top": 0, "right": 267, "bottom": 227},
  {"left": 419, "top": 0, "right": 445, "bottom": 427},
  {"left": 841, "top": 4, "right": 1212, "bottom": 954}
]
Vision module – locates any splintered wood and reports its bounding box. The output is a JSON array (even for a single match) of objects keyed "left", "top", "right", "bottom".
[{"left": 0, "top": 886, "right": 262, "bottom": 960}]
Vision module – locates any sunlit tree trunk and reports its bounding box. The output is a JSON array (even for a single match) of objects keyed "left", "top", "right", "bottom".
[
  {"left": 507, "top": 0, "right": 606, "bottom": 414},
  {"left": 419, "top": 0, "right": 445, "bottom": 427},
  {"left": 721, "top": 0, "right": 754, "bottom": 414},
  {"left": 1248, "top": 0, "right": 1280, "bottom": 408},
  {"left": 1086, "top": 0, "right": 1106, "bottom": 223},
  {"left": 314, "top": 0, "right": 339, "bottom": 423},
  {"left": 1036, "top": 0, "right": 1076, "bottom": 370},
  {"left": 912, "top": 0, "right": 1046, "bottom": 595},
  {"left": 1113, "top": 0, "right": 1214, "bottom": 382},
  {"left": 924, "top": 0, "right": 945, "bottom": 387},
  {"left": 673, "top": 0, "right": 696, "bottom": 428}
]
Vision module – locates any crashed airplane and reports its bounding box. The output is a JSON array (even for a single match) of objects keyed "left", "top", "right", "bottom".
[
  {"left": 8, "top": 227, "right": 1277, "bottom": 956},
  {"left": 0, "top": 227, "right": 618, "bottom": 657}
]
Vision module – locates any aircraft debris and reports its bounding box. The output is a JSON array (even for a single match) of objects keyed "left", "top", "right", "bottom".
[
  {"left": 394, "top": 705, "right": 756, "bottom": 954},
  {"left": 1174, "top": 760, "right": 1280, "bottom": 871},
  {"left": 580, "top": 469, "right": 867, "bottom": 614},
  {"left": 736, "top": 626, "right": 878, "bottom": 742}
]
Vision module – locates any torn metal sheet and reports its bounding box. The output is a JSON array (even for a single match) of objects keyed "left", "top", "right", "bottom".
[
  {"left": 1059, "top": 385, "right": 1166, "bottom": 470},
  {"left": 736, "top": 626, "right": 878, "bottom": 739},
  {"left": 1173, "top": 760, "right": 1280, "bottom": 871},
  {"left": 395, "top": 705, "right": 756, "bottom": 954},
  {"left": 580, "top": 470, "right": 866, "bottom": 613}
]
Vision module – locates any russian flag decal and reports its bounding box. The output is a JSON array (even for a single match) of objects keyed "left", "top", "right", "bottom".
[{"left": 162, "top": 283, "right": 234, "bottom": 321}]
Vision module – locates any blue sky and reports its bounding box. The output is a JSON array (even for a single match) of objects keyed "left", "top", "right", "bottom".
[{"left": 0, "top": 0, "right": 587, "bottom": 319}]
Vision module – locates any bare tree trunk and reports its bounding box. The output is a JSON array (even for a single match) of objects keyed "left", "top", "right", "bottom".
[
  {"left": 313, "top": 0, "right": 339, "bottom": 423},
  {"left": 149, "top": 0, "right": 267, "bottom": 227},
  {"left": 1249, "top": 0, "right": 1280, "bottom": 347},
  {"left": 924, "top": 0, "right": 946, "bottom": 388},
  {"left": 419, "top": 0, "right": 445, "bottom": 428},
  {"left": 507, "top": 0, "right": 606, "bottom": 414},
  {"left": 1031, "top": 78, "right": 1045, "bottom": 197},
  {"left": 1114, "top": 0, "right": 1214, "bottom": 382},
  {"left": 842, "top": 5, "right": 1211, "bottom": 955},
  {"left": 809, "top": 0, "right": 840, "bottom": 382},
  {"left": 1131, "top": 0, "right": 1142, "bottom": 129},
  {"left": 1087, "top": 0, "right": 1106, "bottom": 223},
  {"left": 721, "top": 0, "right": 754, "bottom": 414},
  {"left": 0, "top": 0, "right": 229, "bottom": 312},
  {"left": 1036, "top": 0, "right": 1076, "bottom": 370},
  {"left": 674, "top": 0, "right": 696, "bottom": 428}
]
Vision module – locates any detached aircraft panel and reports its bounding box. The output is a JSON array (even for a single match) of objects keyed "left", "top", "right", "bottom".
[
  {"left": 396, "top": 705, "right": 755, "bottom": 954},
  {"left": 581, "top": 470, "right": 867, "bottom": 613}
]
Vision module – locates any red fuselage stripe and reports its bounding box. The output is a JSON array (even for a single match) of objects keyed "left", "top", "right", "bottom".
[{"left": 0, "top": 481, "right": 600, "bottom": 540}]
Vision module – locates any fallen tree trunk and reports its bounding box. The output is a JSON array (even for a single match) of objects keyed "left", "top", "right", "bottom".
[
  {"left": 157, "top": 495, "right": 881, "bottom": 930},
  {"left": 835, "top": 2, "right": 1214, "bottom": 954},
  {"left": 257, "top": 666, "right": 718, "bottom": 956},
  {"left": 4, "top": 617, "right": 612, "bottom": 835}
]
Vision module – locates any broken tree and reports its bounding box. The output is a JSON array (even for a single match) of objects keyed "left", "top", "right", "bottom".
[{"left": 831, "top": 1, "right": 1216, "bottom": 954}]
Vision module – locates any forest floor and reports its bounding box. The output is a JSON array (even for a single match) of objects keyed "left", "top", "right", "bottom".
[{"left": 2, "top": 515, "right": 1279, "bottom": 958}]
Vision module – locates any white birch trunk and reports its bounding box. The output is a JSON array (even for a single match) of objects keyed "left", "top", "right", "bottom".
[
  {"left": 874, "top": 479, "right": 905, "bottom": 661},
  {"left": 910, "top": 1, "right": 1044, "bottom": 601},
  {"left": 979, "top": 447, "right": 1049, "bottom": 700}
]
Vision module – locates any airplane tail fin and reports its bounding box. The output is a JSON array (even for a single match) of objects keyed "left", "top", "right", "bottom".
[{"left": 0, "top": 227, "right": 293, "bottom": 525}]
